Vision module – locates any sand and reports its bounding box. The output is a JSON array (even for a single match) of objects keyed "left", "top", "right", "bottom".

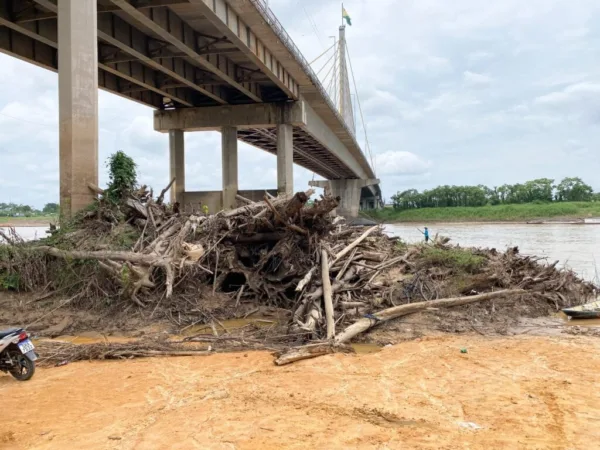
[{"left": 1, "top": 334, "right": 599, "bottom": 450}]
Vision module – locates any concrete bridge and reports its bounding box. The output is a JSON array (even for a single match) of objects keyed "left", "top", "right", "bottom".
[{"left": 0, "top": 0, "right": 381, "bottom": 217}]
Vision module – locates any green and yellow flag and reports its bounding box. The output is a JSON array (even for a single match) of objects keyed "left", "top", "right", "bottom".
[{"left": 342, "top": 7, "right": 352, "bottom": 26}]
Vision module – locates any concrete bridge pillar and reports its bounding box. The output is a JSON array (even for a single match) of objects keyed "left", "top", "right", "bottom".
[
  {"left": 169, "top": 130, "right": 185, "bottom": 204},
  {"left": 221, "top": 126, "right": 238, "bottom": 210},
  {"left": 58, "top": 0, "right": 98, "bottom": 218},
  {"left": 310, "top": 179, "right": 380, "bottom": 218},
  {"left": 277, "top": 124, "right": 294, "bottom": 196}
]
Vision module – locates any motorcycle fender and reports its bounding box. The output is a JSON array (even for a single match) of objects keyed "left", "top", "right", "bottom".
[{"left": 24, "top": 350, "right": 38, "bottom": 361}]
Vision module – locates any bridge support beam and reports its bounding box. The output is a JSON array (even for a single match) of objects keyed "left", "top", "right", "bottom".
[
  {"left": 310, "top": 179, "right": 380, "bottom": 218},
  {"left": 169, "top": 130, "right": 185, "bottom": 204},
  {"left": 222, "top": 126, "right": 238, "bottom": 210},
  {"left": 277, "top": 124, "right": 294, "bottom": 196},
  {"left": 58, "top": 0, "right": 98, "bottom": 218}
]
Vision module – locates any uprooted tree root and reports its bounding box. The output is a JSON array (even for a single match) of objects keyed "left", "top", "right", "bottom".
[{"left": 1, "top": 182, "right": 598, "bottom": 364}]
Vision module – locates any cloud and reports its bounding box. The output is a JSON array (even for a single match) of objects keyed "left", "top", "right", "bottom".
[
  {"left": 467, "top": 51, "right": 494, "bottom": 64},
  {"left": 375, "top": 151, "right": 431, "bottom": 177},
  {"left": 534, "top": 82, "right": 600, "bottom": 106},
  {"left": 2, "top": 0, "right": 600, "bottom": 208},
  {"left": 463, "top": 71, "right": 493, "bottom": 86}
]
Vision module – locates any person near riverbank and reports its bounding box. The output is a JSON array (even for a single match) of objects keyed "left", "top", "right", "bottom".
[{"left": 420, "top": 227, "right": 430, "bottom": 243}]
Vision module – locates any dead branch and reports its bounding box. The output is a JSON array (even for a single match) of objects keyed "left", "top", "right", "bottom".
[
  {"left": 335, "top": 289, "right": 527, "bottom": 344},
  {"left": 321, "top": 249, "right": 335, "bottom": 339}
]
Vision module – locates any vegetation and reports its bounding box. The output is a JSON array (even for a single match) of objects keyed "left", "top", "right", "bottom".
[
  {"left": 391, "top": 177, "right": 597, "bottom": 210},
  {"left": 106, "top": 151, "right": 137, "bottom": 203},
  {"left": 419, "top": 246, "right": 485, "bottom": 273},
  {"left": 368, "top": 201, "right": 600, "bottom": 223},
  {"left": 0, "top": 202, "right": 58, "bottom": 218},
  {"left": 0, "top": 151, "right": 137, "bottom": 223}
]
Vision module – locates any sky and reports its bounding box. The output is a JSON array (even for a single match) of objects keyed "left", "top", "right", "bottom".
[{"left": 1, "top": 0, "right": 600, "bottom": 208}]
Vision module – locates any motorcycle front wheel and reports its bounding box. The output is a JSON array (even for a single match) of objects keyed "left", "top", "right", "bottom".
[{"left": 8, "top": 352, "right": 35, "bottom": 381}]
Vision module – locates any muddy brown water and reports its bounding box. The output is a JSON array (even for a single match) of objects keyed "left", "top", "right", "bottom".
[{"left": 387, "top": 223, "right": 600, "bottom": 282}]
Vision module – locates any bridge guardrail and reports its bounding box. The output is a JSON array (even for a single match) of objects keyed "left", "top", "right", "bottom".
[{"left": 249, "top": 0, "right": 360, "bottom": 145}]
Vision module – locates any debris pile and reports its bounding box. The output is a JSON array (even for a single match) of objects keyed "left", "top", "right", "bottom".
[{"left": 1, "top": 184, "right": 598, "bottom": 362}]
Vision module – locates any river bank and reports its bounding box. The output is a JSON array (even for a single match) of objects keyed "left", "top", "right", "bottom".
[
  {"left": 2, "top": 334, "right": 599, "bottom": 449},
  {"left": 368, "top": 201, "right": 600, "bottom": 223},
  {"left": 0, "top": 216, "right": 56, "bottom": 227}
]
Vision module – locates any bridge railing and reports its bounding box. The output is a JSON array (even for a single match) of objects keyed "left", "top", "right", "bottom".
[{"left": 249, "top": 0, "right": 358, "bottom": 141}]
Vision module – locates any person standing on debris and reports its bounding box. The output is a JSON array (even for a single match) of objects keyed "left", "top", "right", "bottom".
[{"left": 202, "top": 204, "right": 209, "bottom": 215}]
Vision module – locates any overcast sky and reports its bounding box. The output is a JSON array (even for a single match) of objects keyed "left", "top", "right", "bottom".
[{"left": 1, "top": 0, "right": 599, "bottom": 208}]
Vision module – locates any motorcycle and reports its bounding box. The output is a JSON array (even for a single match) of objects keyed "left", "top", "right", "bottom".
[{"left": 0, "top": 328, "right": 37, "bottom": 381}]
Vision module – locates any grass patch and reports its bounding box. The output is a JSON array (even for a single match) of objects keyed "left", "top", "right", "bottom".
[
  {"left": 0, "top": 215, "right": 57, "bottom": 224},
  {"left": 367, "top": 202, "right": 600, "bottom": 223},
  {"left": 419, "top": 247, "right": 486, "bottom": 273}
]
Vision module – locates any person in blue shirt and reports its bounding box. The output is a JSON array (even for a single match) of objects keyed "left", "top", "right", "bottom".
[{"left": 421, "top": 226, "right": 430, "bottom": 243}]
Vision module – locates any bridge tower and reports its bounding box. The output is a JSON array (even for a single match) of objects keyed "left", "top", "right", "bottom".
[
  {"left": 310, "top": 25, "right": 379, "bottom": 218},
  {"left": 337, "top": 25, "right": 355, "bottom": 136}
]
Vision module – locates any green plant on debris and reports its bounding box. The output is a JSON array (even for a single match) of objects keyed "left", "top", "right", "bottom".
[
  {"left": 419, "top": 246, "right": 486, "bottom": 273},
  {"left": 105, "top": 150, "right": 137, "bottom": 204}
]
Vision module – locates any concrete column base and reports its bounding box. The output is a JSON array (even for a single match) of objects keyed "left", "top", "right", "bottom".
[
  {"left": 169, "top": 130, "right": 185, "bottom": 204},
  {"left": 58, "top": 0, "right": 99, "bottom": 218},
  {"left": 277, "top": 124, "right": 293, "bottom": 196},
  {"left": 221, "top": 126, "right": 238, "bottom": 210},
  {"left": 310, "top": 179, "right": 380, "bottom": 218},
  {"left": 182, "top": 189, "right": 277, "bottom": 213}
]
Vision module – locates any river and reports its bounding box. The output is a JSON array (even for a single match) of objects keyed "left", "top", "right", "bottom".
[
  {"left": 4, "top": 224, "right": 600, "bottom": 282},
  {"left": 386, "top": 223, "right": 600, "bottom": 282}
]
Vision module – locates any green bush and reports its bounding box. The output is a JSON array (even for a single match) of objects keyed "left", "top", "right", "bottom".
[
  {"left": 420, "top": 247, "right": 485, "bottom": 273},
  {"left": 106, "top": 151, "right": 137, "bottom": 203}
]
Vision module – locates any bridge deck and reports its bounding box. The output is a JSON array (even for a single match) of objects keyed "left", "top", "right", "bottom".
[{"left": 0, "top": 0, "right": 376, "bottom": 185}]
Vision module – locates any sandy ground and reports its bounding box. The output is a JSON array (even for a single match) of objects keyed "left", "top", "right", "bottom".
[{"left": 1, "top": 334, "right": 599, "bottom": 450}]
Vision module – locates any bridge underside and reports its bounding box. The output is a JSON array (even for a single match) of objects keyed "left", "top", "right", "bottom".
[
  {"left": 0, "top": 0, "right": 380, "bottom": 217},
  {"left": 237, "top": 128, "right": 353, "bottom": 180}
]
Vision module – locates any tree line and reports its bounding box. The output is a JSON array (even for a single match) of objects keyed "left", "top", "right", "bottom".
[
  {"left": 0, "top": 202, "right": 59, "bottom": 217},
  {"left": 391, "top": 177, "right": 599, "bottom": 210}
]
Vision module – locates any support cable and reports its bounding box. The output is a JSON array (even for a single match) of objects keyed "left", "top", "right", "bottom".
[
  {"left": 319, "top": 55, "right": 337, "bottom": 91},
  {"left": 309, "top": 42, "right": 335, "bottom": 65},
  {"left": 346, "top": 43, "right": 376, "bottom": 175},
  {"left": 315, "top": 48, "right": 337, "bottom": 77}
]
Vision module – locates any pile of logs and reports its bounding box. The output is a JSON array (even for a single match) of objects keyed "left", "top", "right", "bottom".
[{"left": 2, "top": 184, "right": 598, "bottom": 365}]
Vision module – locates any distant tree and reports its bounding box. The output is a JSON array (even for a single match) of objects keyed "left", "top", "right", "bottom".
[
  {"left": 42, "top": 203, "right": 59, "bottom": 214},
  {"left": 555, "top": 177, "right": 593, "bottom": 202},
  {"left": 391, "top": 176, "right": 595, "bottom": 210}
]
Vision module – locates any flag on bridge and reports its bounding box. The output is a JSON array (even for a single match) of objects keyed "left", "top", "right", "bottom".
[{"left": 342, "top": 7, "right": 352, "bottom": 26}]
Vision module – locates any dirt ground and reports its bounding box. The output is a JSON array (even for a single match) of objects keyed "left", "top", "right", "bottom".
[{"left": 1, "top": 334, "right": 599, "bottom": 450}]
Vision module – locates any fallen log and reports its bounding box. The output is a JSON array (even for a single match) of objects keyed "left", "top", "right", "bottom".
[
  {"left": 332, "top": 226, "right": 379, "bottom": 266},
  {"left": 33, "top": 246, "right": 169, "bottom": 266},
  {"left": 274, "top": 342, "right": 354, "bottom": 366},
  {"left": 275, "top": 289, "right": 527, "bottom": 365},
  {"left": 264, "top": 197, "right": 308, "bottom": 235},
  {"left": 304, "top": 196, "right": 340, "bottom": 218},
  {"left": 334, "top": 289, "right": 526, "bottom": 344},
  {"left": 283, "top": 192, "right": 309, "bottom": 219},
  {"left": 321, "top": 249, "right": 335, "bottom": 339},
  {"left": 156, "top": 177, "right": 176, "bottom": 205}
]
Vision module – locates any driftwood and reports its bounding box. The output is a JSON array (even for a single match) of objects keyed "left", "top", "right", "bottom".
[
  {"left": 321, "top": 249, "right": 335, "bottom": 339},
  {"left": 304, "top": 195, "right": 340, "bottom": 218},
  {"left": 156, "top": 177, "right": 176, "bottom": 205},
  {"left": 276, "top": 289, "right": 527, "bottom": 365},
  {"left": 274, "top": 342, "right": 354, "bottom": 366},
  {"left": 335, "top": 289, "right": 526, "bottom": 344},
  {"left": 332, "top": 226, "right": 378, "bottom": 265}
]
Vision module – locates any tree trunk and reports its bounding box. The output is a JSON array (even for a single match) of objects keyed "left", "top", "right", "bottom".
[
  {"left": 335, "top": 289, "right": 526, "bottom": 344},
  {"left": 321, "top": 249, "right": 335, "bottom": 339}
]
